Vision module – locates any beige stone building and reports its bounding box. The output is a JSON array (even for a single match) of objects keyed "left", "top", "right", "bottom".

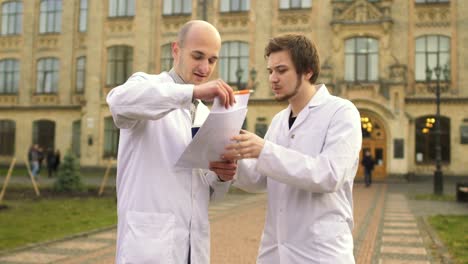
[{"left": 0, "top": 0, "right": 467, "bottom": 180}]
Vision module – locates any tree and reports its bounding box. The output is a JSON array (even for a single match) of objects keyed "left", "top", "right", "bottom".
[{"left": 53, "top": 150, "right": 85, "bottom": 193}]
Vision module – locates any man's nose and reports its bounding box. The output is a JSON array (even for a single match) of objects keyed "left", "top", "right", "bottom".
[
  {"left": 198, "top": 59, "right": 210, "bottom": 73},
  {"left": 269, "top": 73, "right": 279, "bottom": 83}
]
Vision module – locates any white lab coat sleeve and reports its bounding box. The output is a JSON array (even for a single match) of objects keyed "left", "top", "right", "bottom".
[
  {"left": 106, "top": 72, "right": 194, "bottom": 129},
  {"left": 232, "top": 159, "right": 267, "bottom": 193},
  {"left": 198, "top": 169, "right": 231, "bottom": 202},
  {"left": 255, "top": 103, "right": 362, "bottom": 193}
]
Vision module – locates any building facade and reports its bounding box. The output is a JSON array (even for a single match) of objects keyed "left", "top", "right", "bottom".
[{"left": 0, "top": 0, "right": 467, "bottom": 179}]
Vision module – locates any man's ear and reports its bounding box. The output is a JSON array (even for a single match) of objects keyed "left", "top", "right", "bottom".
[
  {"left": 171, "top": 41, "right": 179, "bottom": 59},
  {"left": 305, "top": 69, "right": 314, "bottom": 81}
]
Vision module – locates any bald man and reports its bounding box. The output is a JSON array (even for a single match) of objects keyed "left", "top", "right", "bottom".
[{"left": 107, "top": 20, "right": 237, "bottom": 264}]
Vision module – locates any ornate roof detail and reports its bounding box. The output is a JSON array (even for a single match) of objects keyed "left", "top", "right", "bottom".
[
  {"left": 332, "top": 0, "right": 393, "bottom": 25},
  {"left": 415, "top": 5, "right": 450, "bottom": 28}
]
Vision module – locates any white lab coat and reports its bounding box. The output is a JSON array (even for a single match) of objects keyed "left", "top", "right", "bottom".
[
  {"left": 234, "top": 85, "right": 362, "bottom": 264},
  {"left": 107, "top": 72, "right": 230, "bottom": 264}
]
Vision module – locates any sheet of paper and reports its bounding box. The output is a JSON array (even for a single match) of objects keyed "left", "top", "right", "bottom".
[
  {"left": 211, "top": 93, "right": 250, "bottom": 113},
  {"left": 175, "top": 93, "right": 250, "bottom": 169}
]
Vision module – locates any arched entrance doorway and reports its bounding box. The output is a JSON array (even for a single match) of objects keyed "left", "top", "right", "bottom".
[
  {"left": 357, "top": 112, "right": 387, "bottom": 180},
  {"left": 32, "top": 120, "right": 55, "bottom": 150}
]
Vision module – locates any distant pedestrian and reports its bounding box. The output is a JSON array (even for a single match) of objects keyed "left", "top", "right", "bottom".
[
  {"left": 53, "top": 149, "right": 61, "bottom": 174},
  {"left": 29, "top": 144, "right": 40, "bottom": 179},
  {"left": 46, "top": 148, "right": 58, "bottom": 178},
  {"left": 37, "top": 146, "right": 44, "bottom": 174},
  {"left": 361, "top": 150, "right": 375, "bottom": 187}
]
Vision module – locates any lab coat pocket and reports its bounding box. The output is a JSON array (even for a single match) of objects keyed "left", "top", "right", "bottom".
[
  {"left": 309, "top": 221, "right": 354, "bottom": 263},
  {"left": 121, "top": 211, "right": 175, "bottom": 264},
  {"left": 310, "top": 220, "right": 349, "bottom": 242}
]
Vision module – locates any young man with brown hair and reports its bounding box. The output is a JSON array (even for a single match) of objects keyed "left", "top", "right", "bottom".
[{"left": 220, "top": 34, "right": 362, "bottom": 263}]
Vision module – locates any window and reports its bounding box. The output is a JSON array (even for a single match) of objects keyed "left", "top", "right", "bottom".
[
  {"left": 415, "top": 0, "right": 449, "bottom": 3},
  {"left": 220, "top": 0, "right": 250, "bottom": 12},
  {"left": 345, "top": 37, "right": 379, "bottom": 82},
  {"left": 415, "top": 116, "right": 450, "bottom": 163},
  {"left": 1, "top": 1, "right": 22, "bottom": 35},
  {"left": 160, "top": 44, "right": 173, "bottom": 72},
  {"left": 163, "top": 0, "right": 191, "bottom": 15},
  {"left": 106, "top": 46, "right": 133, "bottom": 87},
  {"left": 32, "top": 120, "right": 55, "bottom": 150},
  {"left": 72, "top": 120, "right": 81, "bottom": 157},
  {"left": 104, "top": 117, "right": 119, "bottom": 158},
  {"left": 108, "top": 0, "right": 135, "bottom": 17},
  {"left": 78, "top": 0, "right": 87, "bottom": 32},
  {"left": 39, "top": 0, "right": 62, "bottom": 33},
  {"left": 0, "top": 120, "right": 15, "bottom": 155},
  {"left": 255, "top": 117, "right": 268, "bottom": 138},
  {"left": 279, "top": 0, "right": 311, "bottom": 9},
  {"left": 219, "top": 41, "right": 249, "bottom": 86},
  {"left": 415, "top": 35, "right": 450, "bottom": 81},
  {"left": 36, "top": 58, "right": 59, "bottom": 94},
  {"left": 76, "top": 56, "right": 86, "bottom": 93},
  {"left": 0, "top": 59, "right": 20, "bottom": 94}
]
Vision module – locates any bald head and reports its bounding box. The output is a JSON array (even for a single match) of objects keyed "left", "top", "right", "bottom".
[
  {"left": 172, "top": 20, "right": 222, "bottom": 84},
  {"left": 177, "top": 20, "right": 221, "bottom": 48}
]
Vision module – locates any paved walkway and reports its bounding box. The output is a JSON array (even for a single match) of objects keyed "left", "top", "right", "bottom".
[{"left": 0, "top": 181, "right": 466, "bottom": 263}]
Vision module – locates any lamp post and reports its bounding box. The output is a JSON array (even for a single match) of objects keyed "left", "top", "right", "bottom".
[
  {"left": 236, "top": 67, "right": 245, "bottom": 90},
  {"left": 425, "top": 64, "right": 449, "bottom": 195},
  {"left": 236, "top": 67, "right": 258, "bottom": 91}
]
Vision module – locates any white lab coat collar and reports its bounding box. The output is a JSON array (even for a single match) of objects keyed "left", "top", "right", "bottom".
[
  {"left": 308, "top": 84, "right": 330, "bottom": 107},
  {"left": 287, "top": 84, "right": 330, "bottom": 132}
]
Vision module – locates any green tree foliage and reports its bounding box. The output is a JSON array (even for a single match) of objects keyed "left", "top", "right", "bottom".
[{"left": 53, "top": 150, "right": 85, "bottom": 193}]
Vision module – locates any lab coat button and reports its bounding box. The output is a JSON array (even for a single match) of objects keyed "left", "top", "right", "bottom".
[{"left": 291, "top": 134, "right": 295, "bottom": 139}]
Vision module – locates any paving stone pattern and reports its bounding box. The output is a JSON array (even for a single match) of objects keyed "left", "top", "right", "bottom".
[{"left": 0, "top": 182, "right": 465, "bottom": 264}]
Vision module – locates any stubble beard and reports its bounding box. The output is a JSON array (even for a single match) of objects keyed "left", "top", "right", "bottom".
[{"left": 275, "top": 77, "right": 302, "bottom": 102}]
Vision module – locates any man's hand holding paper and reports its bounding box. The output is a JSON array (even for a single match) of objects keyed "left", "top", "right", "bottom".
[{"left": 175, "top": 92, "right": 251, "bottom": 170}]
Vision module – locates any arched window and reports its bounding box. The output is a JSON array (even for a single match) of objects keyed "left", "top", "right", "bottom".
[
  {"left": 1, "top": 1, "right": 22, "bottom": 35},
  {"left": 78, "top": 0, "right": 87, "bottom": 32},
  {"left": 415, "top": 116, "right": 450, "bottom": 163},
  {"left": 163, "top": 0, "right": 191, "bottom": 15},
  {"left": 106, "top": 45, "right": 133, "bottom": 87},
  {"left": 345, "top": 37, "right": 379, "bottom": 82},
  {"left": 255, "top": 117, "right": 268, "bottom": 138},
  {"left": 75, "top": 56, "right": 86, "bottom": 93},
  {"left": 104, "top": 117, "right": 119, "bottom": 158},
  {"left": 0, "top": 120, "right": 15, "bottom": 155},
  {"left": 39, "top": 0, "right": 62, "bottom": 33},
  {"left": 108, "top": 0, "right": 134, "bottom": 17},
  {"left": 72, "top": 120, "right": 81, "bottom": 157},
  {"left": 219, "top": 41, "right": 249, "bottom": 86},
  {"left": 416, "top": 0, "right": 449, "bottom": 3},
  {"left": 220, "top": 0, "right": 250, "bottom": 12},
  {"left": 160, "top": 44, "right": 173, "bottom": 72},
  {"left": 279, "top": 0, "right": 311, "bottom": 9},
  {"left": 36, "top": 58, "right": 59, "bottom": 94},
  {"left": 0, "top": 58, "right": 20, "bottom": 94},
  {"left": 415, "top": 35, "right": 450, "bottom": 81}
]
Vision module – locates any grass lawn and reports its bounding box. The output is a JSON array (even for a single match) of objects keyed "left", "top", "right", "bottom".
[
  {"left": 0, "top": 197, "right": 117, "bottom": 252},
  {"left": 0, "top": 166, "right": 115, "bottom": 179},
  {"left": 428, "top": 215, "right": 468, "bottom": 264}
]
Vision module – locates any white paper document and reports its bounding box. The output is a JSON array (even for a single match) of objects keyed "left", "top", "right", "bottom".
[{"left": 175, "top": 93, "right": 250, "bottom": 169}]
